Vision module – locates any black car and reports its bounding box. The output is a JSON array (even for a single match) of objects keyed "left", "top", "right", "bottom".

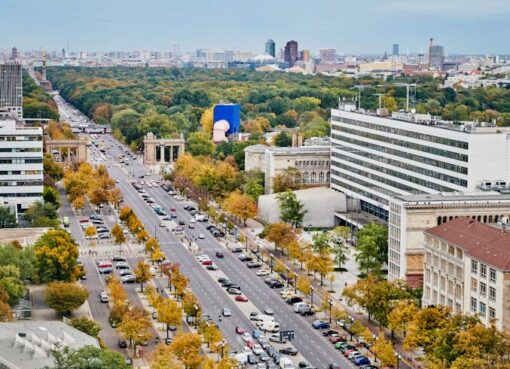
[
  {"left": 178, "top": 220, "right": 185, "bottom": 226},
  {"left": 186, "top": 207, "right": 196, "bottom": 212},
  {"left": 269, "top": 280, "right": 284, "bottom": 288},
  {"left": 323, "top": 330, "right": 339, "bottom": 337},
  {"left": 217, "top": 277, "right": 229, "bottom": 284},
  {"left": 231, "top": 247, "right": 243, "bottom": 253},
  {"left": 247, "top": 354, "right": 258, "bottom": 365},
  {"left": 215, "top": 251, "right": 224, "bottom": 258},
  {"left": 299, "top": 307, "right": 314, "bottom": 316},
  {"left": 279, "top": 347, "right": 298, "bottom": 356},
  {"left": 118, "top": 339, "right": 127, "bottom": 348},
  {"left": 286, "top": 296, "right": 303, "bottom": 304}
]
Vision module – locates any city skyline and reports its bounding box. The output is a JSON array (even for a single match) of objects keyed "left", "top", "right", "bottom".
[{"left": 0, "top": 0, "right": 509, "bottom": 54}]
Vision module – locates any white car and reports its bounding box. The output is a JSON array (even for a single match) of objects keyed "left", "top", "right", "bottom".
[
  {"left": 252, "top": 344, "right": 264, "bottom": 355},
  {"left": 256, "top": 269, "right": 271, "bottom": 276},
  {"left": 198, "top": 234, "right": 205, "bottom": 239},
  {"left": 242, "top": 332, "right": 252, "bottom": 342}
]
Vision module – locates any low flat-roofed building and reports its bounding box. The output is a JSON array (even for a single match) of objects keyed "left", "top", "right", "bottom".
[
  {"left": 423, "top": 217, "right": 510, "bottom": 334},
  {"left": 258, "top": 187, "right": 346, "bottom": 228},
  {"left": 0, "top": 321, "right": 99, "bottom": 369},
  {"left": 389, "top": 192, "right": 510, "bottom": 287}
]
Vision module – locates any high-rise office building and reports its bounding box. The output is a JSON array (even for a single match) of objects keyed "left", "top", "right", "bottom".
[
  {"left": 11, "top": 47, "right": 18, "bottom": 60},
  {"left": 284, "top": 40, "right": 298, "bottom": 67},
  {"left": 265, "top": 39, "right": 276, "bottom": 58},
  {"left": 330, "top": 101, "right": 510, "bottom": 222},
  {"left": 300, "top": 49, "right": 310, "bottom": 62},
  {"left": 0, "top": 118, "right": 43, "bottom": 214},
  {"left": 319, "top": 48, "right": 336, "bottom": 63},
  {"left": 0, "top": 62, "right": 23, "bottom": 120},
  {"left": 428, "top": 38, "right": 445, "bottom": 70},
  {"left": 392, "top": 43, "right": 399, "bottom": 56}
]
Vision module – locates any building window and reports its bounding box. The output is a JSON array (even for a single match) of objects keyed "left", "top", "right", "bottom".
[
  {"left": 480, "top": 282, "right": 487, "bottom": 297},
  {"left": 490, "top": 268, "right": 496, "bottom": 283},
  {"left": 471, "top": 297, "right": 477, "bottom": 312},
  {"left": 480, "top": 264, "right": 487, "bottom": 279},
  {"left": 479, "top": 302, "right": 487, "bottom": 317},
  {"left": 471, "top": 260, "right": 478, "bottom": 274},
  {"left": 471, "top": 278, "right": 477, "bottom": 292},
  {"left": 489, "top": 287, "right": 496, "bottom": 302},
  {"left": 490, "top": 307, "right": 496, "bottom": 319}
]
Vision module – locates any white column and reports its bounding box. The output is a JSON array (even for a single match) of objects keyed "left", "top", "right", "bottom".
[{"left": 160, "top": 145, "right": 165, "bottom": 163}]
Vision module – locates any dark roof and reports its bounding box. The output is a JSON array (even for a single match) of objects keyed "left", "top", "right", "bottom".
[{"left": 425, "top": 217, "right": 510, "bottom": 271}]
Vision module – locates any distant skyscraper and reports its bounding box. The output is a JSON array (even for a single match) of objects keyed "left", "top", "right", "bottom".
[
  {"left": 284, "top": 40, "right": 298, "bottom": 67},
  {"left": 265, "top": 39, "right": 276, "bottom": 57},
  {"left": 11, "top": 47, "right": 17, "bottom": 60},
  {"left": 428, "top": 38, "right": 445, "bottom": 70},
  {"left": 392, "top": 43, "right": 399, "bottom": 56},
  {"left": 0, "top": 62, "right": 23, "bottom": 119},
  {"left": 300, "top": 49, "right": 310, "bottom": 62},
  {"left": 61, "top": 48, "right": 66, "bottom": 59},
  {"left": 319, "top": 48, "right": 336, "bottom": 63}
]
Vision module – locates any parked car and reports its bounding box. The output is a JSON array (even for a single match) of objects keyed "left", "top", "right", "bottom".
[
  {"left": 269, "top": 280, "right": 284, "bottom": 289},
  {"left": 206, "top": 264, "right": 218, "bottom": 271},
  {"left": 118, "top": 339, "right": 127, "bottom": 348},
  {"left": 235, "top": 295, "right": 249, "bottom": 302},
  {"left": 222, "top": 307, "right": 232, "bottom": 317},
  {"left": 312, "top": 320, "right": 330, "bottom": 329},
  {"left": 286, "top": 296, "right": 303, "bottom": 305},
  {"left": 256, "top": 269, "right": 270, "bottom": 276},
  {"left": 227, "top": 288, "right": 243, "bottom": 295},
  {"left": 269, "top": 334, "right": 286, "bottom": 343},
  {"left": 247, "top": 261, "right": 262, "bottom": 268},
  {"left": 215, "top": 251, "right": 224, "bottom": 258},
  {"left": 235, "top": 326, "right": 246, "bottom": 334},
  {"left": 121, "top": 275, "right": 136, "bottom": 283},
  {"left": 98, "top": 267, "right": 113, "bottom": 275},
  {"left": 323, "top": 330, "right": 339, "bottom": 337},
  {"left": 279, "top": 347, "right": 298, "bottom": 356},
  {"left": 242, "top": 332, "right": 252, "bottom": 342}
]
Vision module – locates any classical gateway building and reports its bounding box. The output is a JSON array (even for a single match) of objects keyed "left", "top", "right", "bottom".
[
  {"left": 423, "top": 218, "right": 510, "bottom": 334},
  {"left": 388, "top": 192, "right": 510, "bottom": 286},
  {"left": 244, "top": 144, "right": 331, "bottom": 194},
  {"left": 143, "top": 132, "right": 185, "bottom": 171}
]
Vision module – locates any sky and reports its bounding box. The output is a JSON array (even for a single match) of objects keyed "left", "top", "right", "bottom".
[{"left": 0, "top": 0, "right": 509, "bottom": 55}]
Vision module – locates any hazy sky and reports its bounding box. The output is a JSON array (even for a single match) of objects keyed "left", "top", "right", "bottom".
[{"left": 1, "top": 0, "right": 509, "bottom": 54}]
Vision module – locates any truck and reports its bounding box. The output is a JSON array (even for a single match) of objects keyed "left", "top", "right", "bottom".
[
  {"left": 254, "top": 314, "right": 275, "bottom": 327},
  {"left": 261, "top": 321, "right": 280, "bottom": 333},
  {"left": 63, "top": 216, "right": 69, "bottom": 228},
  {"left": 279, "top": 357, "right": 294, "bottom": 369}
]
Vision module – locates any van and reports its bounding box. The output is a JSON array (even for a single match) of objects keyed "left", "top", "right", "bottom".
[
  {"left": 279, "top": 357, "right": 294, "bottom": 369},
  {"left": 254, "top": 314, "right": 275, "bottom": 326},
  {"left": 293, "top": 302, "right": 309, "bottom": 313},
  {"left": 261, "top": 321, "right": 280, "bottom": 333}
]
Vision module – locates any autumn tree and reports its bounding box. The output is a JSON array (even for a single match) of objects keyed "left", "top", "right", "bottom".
[
  {"left": 200, "top": 108, "right": 214, "bottom": 134},
  {"left": 169, "top": 332, "right": 203, "bottom": 369},
  {"left": 277, "top": 190, "right": 307, "bottom": 228},
  {"left": 111, "top": 223, "right": 126, "bottom": 245},
  {"left": 221, "top": 190, "right": 258, "bottom": 225},
  {"left": 70, "top": 316, "right": 102, "bottom": 337},
  {"left": 0, "top": 265, "right": 25, "bottom": 305},
  {"left": 182, "top": 292, "right": 201, "bottom": 322},
  {"left": 203, "top": 323, "right": 223, "bottom": 348},
  {"left": 136, "top": 228, "right": 149, "bottom": 243},
  {"left": 44, "top": 282, "right": 89, "bottom": 316},
  {"left": 187, "top": 131, "right": 215, "bottom": 156},
  {"left": 145, "top": 237, "right": 159, "bottom": 254},
  {"left": 388, "top": 299, "right": 418, "bottom": 338},
  {"left": 263, "top": 222, "right": 297, "bottom": 253},
  {"left": 372, "top": 333, "right": 397, "bottom": 367},
  {"left": 34, "top": 229, "right": 80, "bottom": 283},
  {"left": 117, "top": 306, "right": 152, "bottom": 354},
  {"left": 84, "top": 225, "right": 97, "bottom": 239},
  {"left": 296, "top": 276, "right": 312, "bottom": 296},
  {"left": 134, "top": 260, "right": 151, "bottom": 292},
  {"left": 157, "top": 298, "right": 182, "bottom": 339},
  {"left": 0, "top": 288, "right": 13, "bottom": 321},
  {"left": 172, "top": 270, "right": 188, "bottom": 300},
  {"left": 272, "top": 167, "right": 303, "bottom": 193},
  {"left": 107, "top": 276, "right": 128, "bottom": 305},
  {"left": 150, "top": 344, "right": 184, "bottom": 369}
]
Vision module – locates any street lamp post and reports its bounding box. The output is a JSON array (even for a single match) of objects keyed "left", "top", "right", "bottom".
[
  {"left": 218, "top": 339, "right": 226, "bottom": 366},
  {"left": 310, "top": 286, "right": 314, "bottom": 307},
  {"left": 293, "top": 275, "right": 297, "bottom": 293},
  {"left": 270, "top": 254, "right": 274, "bottom": 273},
  {"left": 372, "top": 334, "right": 377, "bottom": 362},
  {"left": 395, "top": 353, "right": 402, "bottom": 369},
  {"left": 328, "top": 298, "right": 333, "bottom": 323},
  {"left": 286, "top": 266, "right": 291, "bottom": 287},
  {"left": 193, "top": 304, "right": 199, "bottom": 328}
]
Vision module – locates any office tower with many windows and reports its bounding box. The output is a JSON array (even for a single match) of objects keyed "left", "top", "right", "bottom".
[
  {"left": 0, "top": 118, "right": 43, "bottom": 214},
  {"left": 330, "top": 102, "right": 510, "bottom": 222},
  {"left": 0, "top": 62, "right": 22, "bottom": 119},
  {"left": 392, "top": 43, "right": 399, "bottom": 56},
  {"left": 265, "top": 39, "right": 276, "bottom": 58},
  {"left": 284, "top": 40, "right": 298, "bottom": 67},
  {"left": 319, "top": 48, "right": 336, "bottom": 62}
]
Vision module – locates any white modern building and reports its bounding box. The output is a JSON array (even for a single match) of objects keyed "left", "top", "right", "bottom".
[
  {"left": 330, "top": 102, "right": 510, "bottom": 222},
  {"left": 0, "top": 118, "right": 43, "bottom": 215},
  {"left": 423, "top": 218, "right": 510, "bottom": 334},
  {"left": 0, "top": 62, "right": 23, "bottom": 119}
]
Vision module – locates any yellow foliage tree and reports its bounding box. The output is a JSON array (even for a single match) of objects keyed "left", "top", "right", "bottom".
[
  {"left": 107, "top": 276, "right": 128, "bottom": 306},
  {"left": 372, "top": 333, "right": 397, "bottom": 367},
  {"left": 296, "top": 276, "right": 312, "bottom": 296},
  {"left": 150, "top": 343, "right": 184, "bottom": 369},
  {"left": 134, "top": 261, "right": 151, "bottom": 292},
  {"left": 157, "top": 298, "right": 182, "bottom": 339},
  {"left": 117, "top": 306, "right": 152, "bottom": 354},
  {"left": 200, "top": 108, "right": 214, "bottom": 134},
  {"left": 169, "top": 332, "right": 203, "bottom": 369}
]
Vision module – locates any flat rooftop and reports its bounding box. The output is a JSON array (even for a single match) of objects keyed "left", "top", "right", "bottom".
[{"left": 394, "top": 192, "right": 510, "bottom": 204}]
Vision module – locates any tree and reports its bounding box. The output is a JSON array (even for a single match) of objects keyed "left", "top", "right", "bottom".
[
  {"left": 296, "top": 276, "right": 311, "bottom": 296},
  {"left": 134, "top": 260, "right": 151, "bottom": 292},
  {"left": 71, "top": 196, "right": 84, "bottom": 211},
  {"left": 272, "top": 167, "right": 303, "bottom": 193},
  {"left": 182, "top": 292, "right": 201, "bottom": 322},
  {"left": 355, "top": 233, "right": 383, "bottom": 276},
  {"left": 172, "top": 270, "right": 188, "bottom": 300},
  {"left": 23, "top": 202, "right": 59, "bottom": 227},
  {"left": 200, "top": 108, "right": 214, "bottom": 134},
  {"left": 187, "top": 131, "right": 215, "bottom": 156},
  {"left": 150, "top": 344, "right": 184, "bottom": 369},
  {"left": 0, "top": 207, "right": 17, "bottom": 228},
  {"left": 0, "top": 265, "right": 25, "bottom": 305},
  {"left": 169, "top": 332, "right": 203, "bottom": 369},
  {"left": 241, "top": 169, "right": 265, "bottom": 201},
  {"left": 0, "top": 243, "right": 36, "bottom": 280},
  {"left": 263, "top": 222, "right": 297, "bottom": 252},
  {"left": 145, "top": 237, "right": 159, "bottom": 254},
  {"left": 42, "top": 186, "right": 61, "bottom": 208},
  {"left": 84, "top": 225, "right": 97, "bottom": 239},
  {"left": 0, "top": 288, "right": 13, "bottom": 321},
  {"left": 46, "top": 345, "right": 128, "bottom": 369},
  {"left": 70, "top": 316, "right": 102, "bottom": 337},
  {"left": 111, "top": 223, "right": 126, "bottom": 245},
  {"left": 331, "top": 236, "right": 350, "bottom": 272},
  {"left": 356, "top": 223, "right": 388, "bottom": 266},
  {"left": 372, "top": 333, "right": 397, "bottom": 367},
  {"left": 34, "top": 230, "right": 80, "bottom": 283},
  {"left": 349, "top": 319, "right": 365, "bottom": 337},
  {"left": 151, "top": 247, "right": 165, "bottom": 265},
  {"left": 107, "top": 275, "right": 128, "bottom": 305},
  {"left": 221, "top": 190, "right": 258, "bottom": 225},
  {"left": 388, "top": 299, "right": 418, "bottom": 338},
  {"left": 277, "top": 191, "right": 307, "bottom": 227},
  {"left": 44, "top": 282, "right": 89, "bottom": 315},
  {"left": 203, "top": 323, "right": 223, "bottom": 348},
  {"left": 136, "top": 228, "right": 149, "bottom": 243},
  {"left": 117, "top": 306, "right": 152, "bottom": 353},
  {"left": 272, "top": 131, "right": 292, "bottom": 147},
  {"left": 157, "top": 298, "right": 181, "bottom": 339}
]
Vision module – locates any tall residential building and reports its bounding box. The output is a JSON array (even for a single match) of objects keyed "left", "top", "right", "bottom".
[
  {"left": 265, "top": 39, "right": 276, "bottom": 58},
  {"left": 392, "top": 43, "right": 399, "bottom": 56},
  {"left": 319, "top": 48, "right": 336, "bottom": 63},
  {"left": 423, "top": 218, "right": 510, "bottom": 334},
  {"left": 429, "top": 38, "right": 445, "bottom": 70},
  {"left": 0, "top": 62, "right": 23, "bottom": 119},
  {"left": 284, "top": 40, "right": 298, "bottom": 67},
  {"left": 330, "top": 102, "right": 510, "bottom": 222},
  {"left": 388, "top": 192, "right": 510, "bottom": 286},
  {"left": 0, "top": 118, "right": 43, "bottom": 214},
  {"left": 11, "top": 46, "right": 18, "bottom": 60},
  {"left": 300, "top": 49, "right": 310, "bottom": 62}
]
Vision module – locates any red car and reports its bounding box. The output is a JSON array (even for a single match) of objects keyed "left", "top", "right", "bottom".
[
  {"left": 329, "top": 335, "right": 346, "bottom": 344},
  {"left": 170, "top": 207, "right": 176, "bottom": 212},
  {"left": 235, "top": 295, "right": 249, "bottom": 302},
  {"left": 246, "top": 339, "right": 255, "bottom": 349},
  {"left": 201, "top": 260, "right": 212, "bottom": 266},
  {"left": 235, "top": 326, "right": 246, "bottom": 334}
]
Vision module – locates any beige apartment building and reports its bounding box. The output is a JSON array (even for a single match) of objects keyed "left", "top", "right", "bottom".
[{"left": 423, "top": 217, "right": 510, "bottom": 334}]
